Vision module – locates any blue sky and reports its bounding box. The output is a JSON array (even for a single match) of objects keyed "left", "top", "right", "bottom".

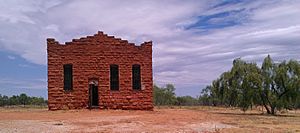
[{"left": 0, "top": 0, "right": 300, "bottom": 98}]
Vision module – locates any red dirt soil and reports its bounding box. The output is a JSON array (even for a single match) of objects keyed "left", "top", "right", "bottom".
[{"left": 0, "top": 107, "right": 299, "bottom": 133}]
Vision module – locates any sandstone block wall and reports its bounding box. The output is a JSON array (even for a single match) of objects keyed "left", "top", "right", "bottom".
[{"left": 47, "top": 31, "right": 153, "bottom": 110}]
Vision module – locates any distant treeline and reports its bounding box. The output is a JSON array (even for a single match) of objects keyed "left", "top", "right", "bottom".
[
  {"left": 0, "top": 93, "right": 47, "bottom": 107},
  {"left": 154, "top": 55, "right": 300, "bottom": 115},
  {"left": 198, "top": 55, "right": 300, "bottom": 115},
  {"left": 154, "top": 84, "right": 199, "bottom": 106}
]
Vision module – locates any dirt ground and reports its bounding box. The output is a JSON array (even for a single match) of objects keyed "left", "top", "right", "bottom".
[{"left": 0, "top": 106, "right": 299, "bottom": 133}]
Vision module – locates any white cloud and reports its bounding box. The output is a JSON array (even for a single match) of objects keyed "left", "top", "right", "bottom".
[
  {"left": 0, "top": 0, "right": 300, "bottom": 94},
  {"left": 7, "top": 55, "right": 16, "bottom": 60},
  {"left": 45, "top": 24, "right": 59, "bottom": 32},
  {"left": 18, "top": 64, "right": 30, "bottom": 68},
  {"left": 0, "top": 78, "right": 46, "bottom": 90}
]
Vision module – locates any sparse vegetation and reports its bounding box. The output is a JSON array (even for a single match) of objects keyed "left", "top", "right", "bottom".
[
  {"left": 154, "top": 84, "right": 199, "bottom": 106},
  {"left": 154, "top": 56, "right": 300, "bottom": 116},
  {"left": 0, "top": 106, "right": 299, "bottom": 132},
  {"left": 0, "top": 93, "right": 47, "bottom": 107},
  {"left": 199, "top": 55, "right": 300, "bottom": 115}
]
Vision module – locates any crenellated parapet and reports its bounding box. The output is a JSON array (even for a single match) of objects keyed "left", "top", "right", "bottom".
[{"left": 47, "top": 31, "right": 152, "bottom": 48}]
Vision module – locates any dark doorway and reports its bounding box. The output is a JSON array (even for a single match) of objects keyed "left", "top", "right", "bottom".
[{"left": 89, "top": 80, "right": 99, "bottom": 108}]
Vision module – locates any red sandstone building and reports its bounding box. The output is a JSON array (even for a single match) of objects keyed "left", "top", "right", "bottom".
[{"left": 47, "top": 31, "right": 153, "bottom": 110}]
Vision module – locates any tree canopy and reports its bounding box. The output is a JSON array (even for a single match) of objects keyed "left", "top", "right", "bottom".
[
  {"left": 0, "top": 93, "right": 47, "bottom": 107},
  {"left": 200, "top": 55, "right": 300, "bottom": 115},
  {"left": 153, "top": 84, "right": 199, "bottom": 106}
]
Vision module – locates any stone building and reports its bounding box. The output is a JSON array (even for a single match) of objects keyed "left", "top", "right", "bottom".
[{"left": 47, "top": 31, "right": 153, "bottom": 110}]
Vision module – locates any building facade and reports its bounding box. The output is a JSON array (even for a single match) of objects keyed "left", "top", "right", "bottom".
[{"left": 47, "top": 31, "right": 153, "bottom": 110}]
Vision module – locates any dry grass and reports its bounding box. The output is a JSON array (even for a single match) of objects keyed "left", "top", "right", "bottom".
[
  {"left": 0, "top": 106, "right": 299, "bottom": 132},
  {"left": 196, "top": 106, "right": 300, "bottom": 132},
  {"left": 156, "top": 106, "right": 300, "bottom": 132}
]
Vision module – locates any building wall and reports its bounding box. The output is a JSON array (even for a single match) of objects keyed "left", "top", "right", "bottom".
[{"left": 47, "top": 31, "right": 153, "bottom": 110}]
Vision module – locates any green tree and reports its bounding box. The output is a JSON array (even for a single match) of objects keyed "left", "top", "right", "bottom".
[
  {"left": 202, "top": 55, "right": 300, "bottom": 115},
  {"left": 260, "top": 55, "right": 300, "bottom": 114},
  {"left": 0, "top": 93, "right": 47, "bottom": 107},
  {"left": 0, "top": 94, "right": 3, "bottom": 106},
  {"left": 9, "top": 95, "right": 20, "bottom": 105},
  {"left": 199, "top": 86, "right": 213, "bottom": 106},
  {"left": 176, "top": 96, "right": 198, "bottom": 106},
  {"left": 153, "top": 84, "right": 164, "bottom": 105},
  {"left": 239, "top": 62, "right": 262, "bottom": 112},
  {"left": 30, "top": 97, "right": 46, "bottom": 106},
  {"left": 153, "top": 84, "right": 177, "bottom": 106},
  {"left": 2, "top": 95, "right": 9, "bottom": 106},
  {"left": 19, "top": 93, "right": 29, "bottom": 106}
]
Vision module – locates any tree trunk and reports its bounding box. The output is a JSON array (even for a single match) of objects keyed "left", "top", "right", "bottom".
[
  {"left": 260, "top": 93, "right": 271, "bottom": 114},
  {"left": 263, "top": 103, "right": 271, "bottom": 114},
  {"left": 271, "top": 106, "right": 276, "bottom": 115}
]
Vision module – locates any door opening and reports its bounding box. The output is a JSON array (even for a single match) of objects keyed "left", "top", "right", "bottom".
[{"left": 89, "top": 80, "right": 99, "bottom": 109}]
